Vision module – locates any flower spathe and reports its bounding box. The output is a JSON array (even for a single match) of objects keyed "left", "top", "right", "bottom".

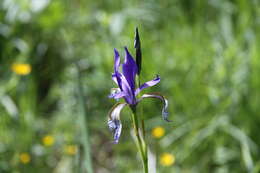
[{"left": 108, "top": 47, "right": 170, "bottom": 143}]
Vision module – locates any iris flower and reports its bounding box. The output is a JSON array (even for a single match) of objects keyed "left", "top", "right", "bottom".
[{"left": 108, "top": 47, "right": 170, "bottom": 143}]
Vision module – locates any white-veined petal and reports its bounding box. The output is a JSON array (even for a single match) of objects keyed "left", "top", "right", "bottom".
[
  {"left": 138, "top": 92, "right": 171, "bottom": 122},
  {"left": 107, "top": 103, "right": 127, "bottom": 143}
]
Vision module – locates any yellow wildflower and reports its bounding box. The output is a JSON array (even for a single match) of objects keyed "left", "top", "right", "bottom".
[
  {"left": 42, "top": 135, "right": 55, "bottom": 147},
  {"left": 19, "top": 152, "right": 31, "bottom": 164},
  {"left": 64, "top": 145, "right": 78, "bottom": 155},
  {"left": 160, "top": 153, "right": 175, "bottom": 166},
  {"left": 11, "top": 63, "right": 31, "bottom": 75},
  {"left": 152, "top": 126, "right": 165, "bottom": 138}
]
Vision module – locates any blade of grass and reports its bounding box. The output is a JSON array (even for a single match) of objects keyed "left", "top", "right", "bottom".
[{"left": 75, "top": 63, "right": 93, "bottom": 173}]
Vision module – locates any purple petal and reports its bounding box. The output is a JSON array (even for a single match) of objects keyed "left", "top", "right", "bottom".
[
  {"left": 114, "top": 48, "right": 120, "bottom": 73},
  {"left": 114, "top": 71, "right": 136, "bottom": 105},
  {"left": 112, "top": 73, "right": 118, "bottom": 85},
  {"left": 111, "top": 48, "right": 136, "bottom": 105},
  {"left": 112, "top": 49, "right": 121, "bottom": 86},
  {"left": 119, "top": 74, "right": 136, "bottom": 104},
  {"left": 135, "top": 75, "right": 160, "bottom": 96},
  {"left": 113, "top": 72, "right": 123, "bottom": 91},
  {"left": 109, "top": 88, "right": 126, "bottom": 100},
  {"left": 122, "top": 47, "right": 137, "bottom": 93},
  {"left": 114, "top": 92, "right": 126, "bottom": 99},
  {"left": 108, "top": 103, "right": 127, "bottom": 143}
]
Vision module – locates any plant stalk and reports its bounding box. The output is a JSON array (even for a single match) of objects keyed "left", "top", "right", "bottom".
[
  {"left": 136, "top": 75, "right": 148, "bottom": 167},
  {"left": 131, "top": 106, "right": 148, "bottom": 173}
]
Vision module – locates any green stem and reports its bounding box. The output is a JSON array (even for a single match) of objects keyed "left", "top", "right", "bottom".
[
  {"left": 76, "top": 64, "right": 93, "bottom": 173},
  {"left": 131, "top": 106, "right": 148, "bottom": 173},
  {"left": 136, "top": 75, "right": 148, "bottom": 167}
]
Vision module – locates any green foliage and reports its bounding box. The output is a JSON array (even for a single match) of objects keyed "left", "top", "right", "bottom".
[{"left": 0, "top": 0, "right": 259, "bottom": 172}]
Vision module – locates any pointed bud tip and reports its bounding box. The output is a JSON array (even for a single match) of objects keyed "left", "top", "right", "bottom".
[
  {"left": 135, "top": 27, "right": 139, "bottom": 34},
  {"left": 134, "top": 28, "right": 140, "bottom": 48},
  {"left": 134, "top": 27, "right": 142, "bottom": 74}
]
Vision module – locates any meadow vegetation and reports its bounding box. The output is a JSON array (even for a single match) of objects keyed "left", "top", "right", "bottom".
[{"left": 0, "top": 0, "right": 259, "bottom": 172}]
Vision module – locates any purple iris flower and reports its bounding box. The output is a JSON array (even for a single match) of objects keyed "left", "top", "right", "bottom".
[
  {"left": 109, "top": 47, "right": 160, "bottom": 105},
  {"left": 108, "top": 47, "right": 170, "bottom": 143}
]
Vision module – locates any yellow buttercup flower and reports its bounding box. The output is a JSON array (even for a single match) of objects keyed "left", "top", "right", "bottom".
[
  {"left": 152, "top": 126, "right": 165, "bottom": 138},
  {"left": 64, "top": 145, "right": 78, "bottom": 155},
  {"left": 160, "top": 153, "right": 175, "bottom": 166},
  {"left": 42, "top": 135, "right": 55, "bottom": 147},
  {"left": 19, "top": 152, "right": 31, "bottom": 164},
  {"left": 11, "top": 63, "right": 31, "bottom": 75}
]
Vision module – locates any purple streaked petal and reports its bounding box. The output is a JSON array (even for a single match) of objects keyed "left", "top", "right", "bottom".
[
  {"left": 122, "top": 47, "right": 137, "bottom": 93},
  {"left": 138, "top": 92, "right": 171, "bottom": 122},
  {"left": 120, "top": 75, "right": 136, "bottom": 104},
  {"left": 109, "top": 88, "right": 126, "bottom": 100},
  {"left": 114, "top": 92, "right": 126, "bottom": 99},
  {"left": 111, "top": 48, "right": 136, "bottom": 105},
  {"left": 108, "top": 103, "right": 127, "bottom": 143},
  {"left": 112, "top": 73, "right": 118, "bottom": 85},
  {"left": 115, "top": 72, "right": 136, "bottom": 105},
  {"left": 108, "top": 120, "right": 122, "bottom": 144},
  {"left": 135, "top": 75, "right": 160, "bottom": 96},
  {"left": 113, "top": 72, "right": 124, "bottom": 91},
  {"left": 114, "top": 48, "right": 120, "bottom": 73}
]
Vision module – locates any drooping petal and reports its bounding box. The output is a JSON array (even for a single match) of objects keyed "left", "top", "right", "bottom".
[
  {"left": 138, "top": 92, "right": 171, "bottom": 122},
  {"left": 107, "top": 103, "right": 127, "bottom": 143},
  {"left": 114, "top": 48, "right": 120, "bottom": 73},
  {"left": 122, "top": 47, "right": 137, "bottom": 93},
  {"left": 108, "top": 119, "right": 122, "bottom": 143},
  {"left": 135, "top": 75, "right": 160, "bottom": 96}
]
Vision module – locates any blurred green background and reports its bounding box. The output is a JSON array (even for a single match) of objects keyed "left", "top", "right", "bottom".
[{"left": 0, "top": 0, "right": 260, "bottom": 172}]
